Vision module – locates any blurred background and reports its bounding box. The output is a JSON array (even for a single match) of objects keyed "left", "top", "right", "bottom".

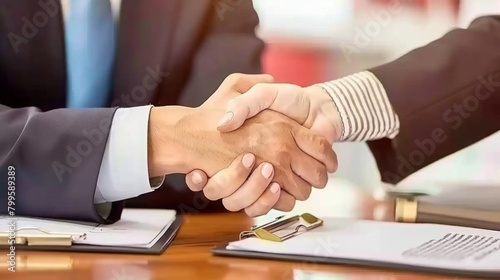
[{"left": 251, "top": 0, "right": 500, "bottom": 220}]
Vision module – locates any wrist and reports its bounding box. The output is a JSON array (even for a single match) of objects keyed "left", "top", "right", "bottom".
[
  {"left": 147, "top": 106, "right": 195, "bottom": 177},
  {"left": 304, "top": 85, "right": 343, "bottom": 142}
]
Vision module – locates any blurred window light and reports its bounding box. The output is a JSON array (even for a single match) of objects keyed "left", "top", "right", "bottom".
[
  {"left": 458, "top": 0, "right": 500, "bottom": 28},
  {"left": 252, "top": 0, "right": 354, "bottom": 38}
]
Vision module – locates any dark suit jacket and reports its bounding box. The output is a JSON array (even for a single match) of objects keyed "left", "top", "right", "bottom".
[
  {"left": 368, "top": 16, "right": 500, "bottom": 185},
  {"left": 0, "top": 0, "right": 263, "bottom": 223}
]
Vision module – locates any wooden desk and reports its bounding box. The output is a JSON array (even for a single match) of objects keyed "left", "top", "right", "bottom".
[{"left": 0, "top": 186, "right": 480, "bottom": 280}]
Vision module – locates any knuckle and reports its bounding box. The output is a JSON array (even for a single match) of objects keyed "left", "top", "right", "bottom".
[
  {"left": 298, "top": 186, "right": 312, "bottom": 201},
  {"left": 290, "top": 179, "right": 311, "bottom": 201},
  {"left": 317, "top": 136, "right": 331, "bottom": 155},
  {"left": 226, "top": 73, "right": 244, "bottom": 86},
  {"left": 313, "top": 166, "right": 328, "bottom": 187}
]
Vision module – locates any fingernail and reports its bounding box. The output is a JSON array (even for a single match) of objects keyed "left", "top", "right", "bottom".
[
  {"left": 192, "top": 173, "right": 203, "bottom": 184},
  {"left": 270, "top": 183, "right": 280, "bottom": 194},
  {"left": 261, "top": 163, "right": 273, "bottom": 179},
  {"left": 218, "top": 111, "right": 234, "bottom": 127},
  {"left": 242, "top": 154, "right": 255, "bottom": 169}
]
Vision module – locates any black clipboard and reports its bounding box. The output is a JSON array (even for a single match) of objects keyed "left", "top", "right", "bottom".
[
  {"left": 212, "top": 245, "right": 500, "bottom": 279},
  {"left": 1, "top": 215, "right": 183, "bottom": 255}
]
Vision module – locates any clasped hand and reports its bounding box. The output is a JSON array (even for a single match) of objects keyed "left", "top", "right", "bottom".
[{"left": 180, "top": 74, "right": 341, "bottom": 216}]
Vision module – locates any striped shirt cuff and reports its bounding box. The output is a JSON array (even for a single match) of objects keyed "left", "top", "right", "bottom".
[{"left": 317, "top": 71, "right": 400, "bottom": 142}]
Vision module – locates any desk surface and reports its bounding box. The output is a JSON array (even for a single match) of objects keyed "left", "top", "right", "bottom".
[{"left": 0, "top": 185, "right": 482, "bottom": 280}]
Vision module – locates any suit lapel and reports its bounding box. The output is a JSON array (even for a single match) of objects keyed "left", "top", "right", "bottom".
[{"left": 112, "top": 0, "right": 213, "bottom": 107}]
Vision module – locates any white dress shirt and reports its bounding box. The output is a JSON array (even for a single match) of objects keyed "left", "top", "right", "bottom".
[{"left": 61, "top": 0, "right": 161, "bottom": 207}]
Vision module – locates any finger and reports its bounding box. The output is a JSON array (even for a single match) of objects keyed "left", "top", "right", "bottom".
[
  {"left": 204, "top": 74, "right": 274, "bottom": 107},
  {"left": 288, "top": 172, "right": 313, "bottom": 201},
  {"left": 267, "top": 164, "right": 312, "bottom": 202},
  {"left": 202, "top": 153, "right": 256, "bottom": 201},
  {"left": 244, "top": 182, "right": 281, "bottom": 217},
  {"left": 185, "top": 170, "right": 208, "bottom": 192},
  {"left": 293, "top": 128, "right": 338, "bottom": 173},
  {"left": 217, "top": 83, "right": 279, "bottom": 132},
  {"left": 218, "top": 73, "right": 275, "bottom": 94},
  {"left": 222, "top": 162, "right": 275, "bottom": 211},
  {"left": 272, "top": 190, "right": 296, "bottom": 212},
  {"left": 290, "top": 149, "right": 328, "bottom": 189},
  {"left": 218, "top": 83, "right": 310, "bottom": 132}
]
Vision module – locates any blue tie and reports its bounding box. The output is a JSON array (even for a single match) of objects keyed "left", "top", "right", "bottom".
[{"left": 65, "top": 0, "right": 115, "bottom": 108}]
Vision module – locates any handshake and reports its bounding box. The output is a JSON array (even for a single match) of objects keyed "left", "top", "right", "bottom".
[{"left": 147, "top": 74, "right": 342, "bottom": 217}]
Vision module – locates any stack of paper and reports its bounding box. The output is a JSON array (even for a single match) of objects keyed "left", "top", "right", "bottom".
[
  {"left": 226, "top": 218, "right": 500, "bottom": 273},
  {"left": 0, "top": 209, "right": 177, "bottom": 248}
]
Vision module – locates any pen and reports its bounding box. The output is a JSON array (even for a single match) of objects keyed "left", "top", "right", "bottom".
[{"left": 395, "top": 198, "right": 500, "bottom": 231}]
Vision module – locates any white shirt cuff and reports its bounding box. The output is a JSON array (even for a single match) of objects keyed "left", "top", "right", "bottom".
[
  {"left": 317, "top": 71, "right": 400, "bottom": 142},
  {"left": 94, "top": 105, "right": 162, "bottom": 204}
]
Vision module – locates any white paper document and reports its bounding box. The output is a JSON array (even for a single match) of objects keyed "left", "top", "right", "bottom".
[
  {"left": 0, "top": 209, "right": 176, "bottom": 248},
  {"left": 227, "top": 218, "right": 500, "bottom": 272}
]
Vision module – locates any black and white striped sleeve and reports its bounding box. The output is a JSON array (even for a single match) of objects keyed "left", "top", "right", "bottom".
[{"left": 317, "top": 71, "right": 400, "bottom": 142}]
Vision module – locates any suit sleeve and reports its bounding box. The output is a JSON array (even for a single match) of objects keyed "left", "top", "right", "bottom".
[
  {"left": 0, "top": 105, "right": 124, "bottom": 223},
  {"left": 175, "top": 0, "right": 264, "bottom": 107},
  {"left": 366, "top": 16, "right": 500, "bottom": 184}
]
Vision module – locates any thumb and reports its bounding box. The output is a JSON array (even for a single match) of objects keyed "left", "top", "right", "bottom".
[
  {"left": 217, "top": 83, "right": 279, "bottom": 132},
  {"left": 185, "top": 170, "right": 208, "bottom": 192},
  {"left": 204, "top": 74, "right": 275, "bottom": 107}
]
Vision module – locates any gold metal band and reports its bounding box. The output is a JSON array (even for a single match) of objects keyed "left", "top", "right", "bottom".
[{"left": 395, "top": 198, "right": 418, "bottom": 223}]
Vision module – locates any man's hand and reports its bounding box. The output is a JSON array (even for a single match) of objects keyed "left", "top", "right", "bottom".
[
  {"left": 186, "top": 82, "right": 343, "bottom": 216},
  {"left": 217, "top": 83, "right": 342, "bottom": 144},
  {"left": 148, "top": 74, "right": 337, "bottom": 214},
  {"left": 147, "top": 74, "right": 276, "bottom": 177},
  {"left": 186, "top": 152, "right": 283, "bottom": 217}
]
